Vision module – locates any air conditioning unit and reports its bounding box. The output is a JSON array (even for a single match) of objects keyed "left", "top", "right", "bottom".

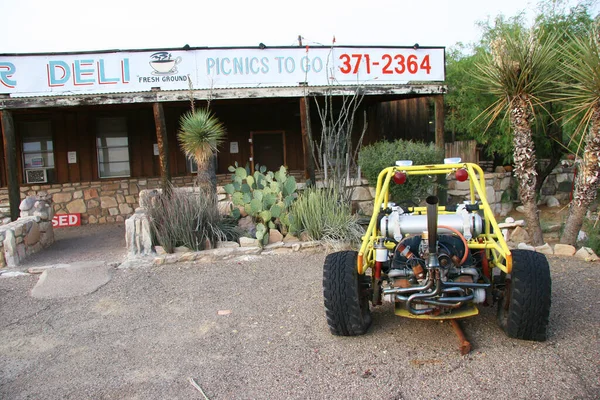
[{"left": 25, "top": 169, "right": 48, "bottom": 184}]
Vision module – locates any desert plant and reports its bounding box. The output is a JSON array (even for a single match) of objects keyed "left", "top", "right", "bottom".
[
  {"left": 559, "top": 22, "right": 600, "bottom": 245},
  {"left": 178, "top": 108, "right": 226, "bottom": 193},
  {"left": 223, "top": 163, "right": 297, "bottom": 244},
  {"left": 290, "top": 186, "right": 364, "bottom": 243},
  {"left": 146, "top": 185, "right": 230, "bottom": 253},
  {"left": 473, "top": 26, "right": 561, "bottom": 246},
  {"left": 358, "top": 139, "right": 444, "bottom": 205}
]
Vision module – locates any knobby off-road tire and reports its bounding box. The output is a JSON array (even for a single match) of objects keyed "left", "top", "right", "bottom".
[
  {"left": 323, "top": 251, "right": 372, "bottom": 336},
  {"left": 497, "top": 249, "right": 551, "bottom": 341}
]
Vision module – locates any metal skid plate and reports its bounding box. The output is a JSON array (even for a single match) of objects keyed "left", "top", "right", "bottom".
[{"left": 394, "top": 303, "right": 479, "bottom": 320}]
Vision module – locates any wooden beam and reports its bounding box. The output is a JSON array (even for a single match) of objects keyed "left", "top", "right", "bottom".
[
  {"left": 152, "top": 102, "right": 171, "bottom": 194},
  {"left": 1, "top": 110, "right": 20, "bottom": 220},
  {"left": 299, "top": 97, "right": 316, "bottom": 183},
  {"left": 0, "top": 85, "right": 448, "bottom": 109}
]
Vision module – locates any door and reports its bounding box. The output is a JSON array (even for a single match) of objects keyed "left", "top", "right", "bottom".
[{"left": 250, "top": 131, "right": 286, "bottom": 172}]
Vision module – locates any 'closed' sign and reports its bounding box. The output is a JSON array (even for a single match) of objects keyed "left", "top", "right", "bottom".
[{"left": 52, "top": 213, "right": 81, "bottom": 228}]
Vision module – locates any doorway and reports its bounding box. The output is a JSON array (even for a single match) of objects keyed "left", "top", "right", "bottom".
[{"left": 250, "top": 131, "right": 286, "bottom": 172}]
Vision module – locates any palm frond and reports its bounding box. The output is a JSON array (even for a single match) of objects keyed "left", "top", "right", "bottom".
[
  {"left": 473, "top": 26, "right": 562, "bottom": 128},
  {"left": 178, "top": 108, "right": 226, "bottom": 166},
  {"left": 558, "top": 22, "right": 600, "bottom": 140}
]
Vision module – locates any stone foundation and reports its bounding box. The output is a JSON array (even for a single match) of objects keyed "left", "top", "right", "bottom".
[{"left": 0, "top": 165, "right": 579, "bottom": 226}]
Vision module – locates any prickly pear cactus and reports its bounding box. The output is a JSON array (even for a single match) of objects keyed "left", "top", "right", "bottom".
[{"left": 224, "top": 162, "right": 297, "bottom": 244}]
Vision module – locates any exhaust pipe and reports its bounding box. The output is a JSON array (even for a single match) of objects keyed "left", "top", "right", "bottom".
[{"left": 426, "top": 196, "right": 439, "bottom": 262}]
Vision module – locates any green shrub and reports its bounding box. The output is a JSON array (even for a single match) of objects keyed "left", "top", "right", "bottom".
[
  {"left": 290, "top": 186, "right": 364, "bottom": 243},
  {"left": 358, "top": 139, "right": 444, "bottom": 204},
  {"left": 223, "top": 163, "right": 297, "bottom": 244},
  {"left": 146, "top": 186, "right": 234, "bottom": 253},
  {"left": 583, "top": 219, "right": 600, "bottom": 255}
]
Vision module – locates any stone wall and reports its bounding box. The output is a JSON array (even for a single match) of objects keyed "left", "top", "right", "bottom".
[
  {"left": 351, "top": 165, "right": 576, "bottom": 217},
  {"left": 0, "top": 176, "right": 197, "bottom": 226},
  {"left": 0, "top": 196, "right": 54, "bottom": 267},
  {"left": 0, "top": 165, "right": 579, "bottom": 226},
  {"left": 447, "top": 172, "right": 514, "bottom": 217}
]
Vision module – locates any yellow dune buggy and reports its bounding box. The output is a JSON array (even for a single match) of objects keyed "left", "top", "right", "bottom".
[{"left": 323, "top": 161, "right": 551, "bottom": 350}]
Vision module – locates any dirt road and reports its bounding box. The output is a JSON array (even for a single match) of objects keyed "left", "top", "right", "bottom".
[{"left": 0, "top": 252, "right": 598, "bottom": 399}]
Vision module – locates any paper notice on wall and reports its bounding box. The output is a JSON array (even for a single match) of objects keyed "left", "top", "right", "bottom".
[
  {"left": 67, "top": 151, "right": 77, "bottom": 164},
  {"left": 230, "top": 142, "right": 239, "bottom": 153},
  {"left": 153, "top": 143, "right": 159, "bottom": 155}
]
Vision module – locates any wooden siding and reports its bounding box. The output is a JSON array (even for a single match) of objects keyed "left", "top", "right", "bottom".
[
  {"left": 365, "top": 97, "right": 434, "bottom": 144},
  {"left": 445, "top": 140, "right": 477, "bottom": 164},
  {"left": 6, "top": 99, "right": 307, "bottom": 186}
]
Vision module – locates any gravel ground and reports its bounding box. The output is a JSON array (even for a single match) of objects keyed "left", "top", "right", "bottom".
[{"left": 0, "top": 250, "right": 599, "bottom": 399}]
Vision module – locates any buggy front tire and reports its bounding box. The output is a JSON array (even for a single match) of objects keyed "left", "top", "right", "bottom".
[
  {"left": 497, "top": 249, "right": 551, "bottom": 341},
  {"left": 323, "top": 251, "right": 372, "bottom": 336}
]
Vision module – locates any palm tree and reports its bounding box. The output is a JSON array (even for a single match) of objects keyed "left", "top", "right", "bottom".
[
  {"left": 178, "top": 108, "right": 226, "bottom": 193},
  {"left": 474, "top": 26, "right": 560, "bottom": 246},
  {"left": 559, "top": 22, "right": 600, "bottom": 245}
]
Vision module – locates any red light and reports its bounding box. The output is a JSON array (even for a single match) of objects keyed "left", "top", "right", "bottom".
[
  {"left": 456, "top": 168, "right": 468, "bottom": 182},
  {"left": 393, "top": 171, "right": 407, "bottom": 184}
]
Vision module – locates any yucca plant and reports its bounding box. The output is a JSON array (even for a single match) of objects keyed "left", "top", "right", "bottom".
[
  {"left": 178, "top": 108, "right": 226, "bottom": 193},
  {"left": 559, "top": 22, "right": 600, "bottom": 245},
  {"left": 290, "top": 186, "right": 364, "bottom": 244},
  {"left": 474, "top": 26, "right": 560, "bottom": 246}
]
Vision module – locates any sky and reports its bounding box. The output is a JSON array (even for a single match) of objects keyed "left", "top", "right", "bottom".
[{"left": 0, "top": 0, "right": 598, "bottom": 54}]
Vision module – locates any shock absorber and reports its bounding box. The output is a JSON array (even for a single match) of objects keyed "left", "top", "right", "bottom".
[{"left": 373, "top": 238, "right": 387, "bottom": 305}]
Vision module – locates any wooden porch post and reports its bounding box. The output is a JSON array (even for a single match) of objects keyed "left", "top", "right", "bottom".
[
  {"left": 434, "top": 94, "right": 445, "bottom": 150},
  {"left": 152, "top": 102, "right": 171, "bottom": 195},
  {"left": 1, "top": 110, "right": 20, "bottom": 220},
  {"left": 299, "top": 97, "right": 316, "bottom": 183}
]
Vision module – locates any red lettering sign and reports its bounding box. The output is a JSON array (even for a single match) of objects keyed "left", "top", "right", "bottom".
[{"left": 52, "top": 213, "right": 81, "bottom": 228}]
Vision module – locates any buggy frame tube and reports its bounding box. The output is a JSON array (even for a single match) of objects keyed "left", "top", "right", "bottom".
[{"left": 357, "top": 163, "right": 512, "bottom": 275}]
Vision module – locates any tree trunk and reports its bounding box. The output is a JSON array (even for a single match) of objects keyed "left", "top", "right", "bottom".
[
  {"left": 561, "top": 106, "right": 600, "bottom": 245},
  {"left": 153, "top": 102, "right": 171, "bottom": 197},
  {"left": 510, "top": 96, "right": 544, "bottom": 246}
]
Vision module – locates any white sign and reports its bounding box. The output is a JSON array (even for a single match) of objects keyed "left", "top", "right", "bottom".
[
  {"left": 67, "top": 151, "right": 77, "bottom": 164},
  {"left": 230, "top": 142, "right": 239, "bottom": 154},
  {"left": 153, "top": 143, "right": 159, "bottom": 156},
  {"left": 0, "top": 47, "right": 445, "bottom": 97}
]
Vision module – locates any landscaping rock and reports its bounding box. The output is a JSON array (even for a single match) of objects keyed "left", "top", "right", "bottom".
[
  {"left": 546, "top": 196, "right": 560, "bottom": 208},
  {"left": 351, "top": 187, "right": 372, "bottom": 201},
  {"left": 283, "top": 234, "right": 299, "bottom": 243},
  {"left": 546, "top": 224, "right": 562, "bottom": 233},
  {"left": 154, "top": 246, "right": 166, "bottom": 255},
  {"left": 239, "top": 237, "right": 260, "bottom": 247},
  {"left": 174, "top": 246, "right": 191, "bottom": 253},
  {"left": 574, "top": 247, "right": 599, "bottom": 262},
  {"left": 237, "top": 216, "right": 256, "bottom": 236},
  {"left": 268, "top": 229, "right": 284, "bottom": 244},
  {"left": 510, "top": 226, "right": 530, "bottom": 243},
  {"left": 19, "top": 197, "right": 36, "bottom": 211},
  {"left": 577, "top": 231, "right": 588, "bottom": 242},
  {"left": 517, "top": 243, "right": 535, "bottom": 251},
  {"left": 217, "top": 241, "right": 240, "bottom": 248},
  {"left": 299, "top": 232, "right": 311, "bottom": 242},
  {"left": 554, "top": 244, "right": 576, "bottom": 256},
  {"left": 516, "top": 205, "right": 526, "bottom": 213},
  {"left": 535, "top": 243, "right": 554, "bottom": 255}
]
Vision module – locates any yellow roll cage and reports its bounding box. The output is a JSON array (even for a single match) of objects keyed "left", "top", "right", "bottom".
[{"left": 357, "top": 162, "right": 512, "bottom": 275}]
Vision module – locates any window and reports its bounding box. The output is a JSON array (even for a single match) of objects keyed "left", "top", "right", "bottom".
[
  {"left": 187, "top": 156, "right": 198, "bottom": 173},
  {"left": 21, "top": 120, "right": 55, "bottom": 183},
  {"left": 96, "top": 117, "right": 130, "bottom": 178}
]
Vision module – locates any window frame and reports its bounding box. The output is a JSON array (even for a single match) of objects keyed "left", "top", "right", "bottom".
[{"left": 95, "top": 116, "right": 132, "bottom": 179}]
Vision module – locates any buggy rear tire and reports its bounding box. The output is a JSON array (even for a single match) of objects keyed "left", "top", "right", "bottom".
[
  {"left": 497, "top": 249, "right": 551, "bottom": 341},
  {"left": 323, "top": 251, "right": 372, "bottom": 336}
]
